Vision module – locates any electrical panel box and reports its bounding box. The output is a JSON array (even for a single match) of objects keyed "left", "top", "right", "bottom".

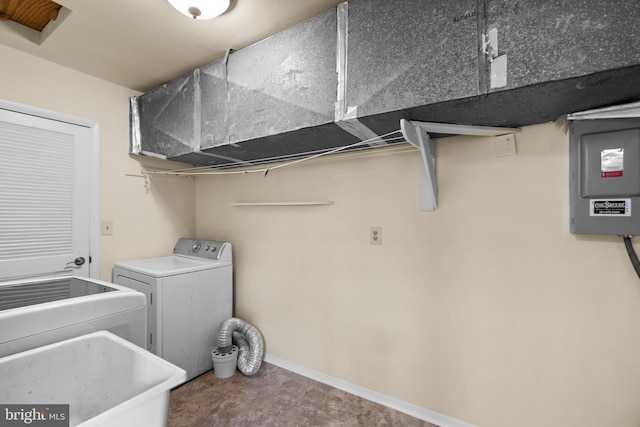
[{"left": 570, "top": 118, "right": 640, "bottom": 235}]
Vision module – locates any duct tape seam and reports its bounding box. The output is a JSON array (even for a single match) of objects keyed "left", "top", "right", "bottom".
[
  {"left": 335, "top": 2, "right": 348, "bottom": 121},
  {"left": 335, "top": 117, "right": 388, "bottom": 147},
  {"left": 334, "top": 3, "right": 386, "bottom": 148},
  {"left": 129, "top": 96, "right": 142, "bottom": 155},
  {"left": 193, "top": 68, "right": 202, "bottom": 152},
  {"left": 223, "top": 48, "right": 234, "bottom": 146}
]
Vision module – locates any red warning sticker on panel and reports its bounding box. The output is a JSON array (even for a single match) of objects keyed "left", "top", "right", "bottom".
[{"left": 601, "top": 148, "right": 624, "bottom": 178}]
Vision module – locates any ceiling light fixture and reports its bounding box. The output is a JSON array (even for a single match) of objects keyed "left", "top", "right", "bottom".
[{"left": 167, "top": 0, "right": 230, "bottom": 20}]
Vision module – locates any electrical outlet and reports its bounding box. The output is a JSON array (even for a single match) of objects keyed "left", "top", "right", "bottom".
[
  {"left": 101, "top": 221, "right": 114, "bottom": 236},
  {"left": 370, "top": 226, "right": 382, "bottom": 245}
]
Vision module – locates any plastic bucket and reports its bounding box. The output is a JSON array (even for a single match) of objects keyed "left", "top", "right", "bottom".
[{"left": 211, "top": 345, "right": 238, "bottom": 379}]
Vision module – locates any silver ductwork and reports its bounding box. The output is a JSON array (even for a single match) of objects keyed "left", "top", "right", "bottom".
[
  {"left": 131, "top": 0, "right": 640, "bottom": 169},
  {"left": 217, "top": 317, "right": 264, "bottom": 376}
]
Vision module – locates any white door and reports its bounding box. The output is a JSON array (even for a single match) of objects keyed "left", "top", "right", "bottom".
[{"left": 0, "top": 108, "right": 93, "bottom": 279}]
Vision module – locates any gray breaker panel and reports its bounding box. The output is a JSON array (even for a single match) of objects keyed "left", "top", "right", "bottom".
[{"left": 570, "top": 118, "right": 640, "bottom": 235}]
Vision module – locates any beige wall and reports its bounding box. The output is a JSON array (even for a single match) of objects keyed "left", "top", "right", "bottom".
[
  {"left": 3, "top": 42, "right": 640, "bottom": 427},
  {"left": 0, "top": 44, "right": 195, "bottom": 280},
  {"left": 195, "top": 122, "right": 640, "bottom": 427}
]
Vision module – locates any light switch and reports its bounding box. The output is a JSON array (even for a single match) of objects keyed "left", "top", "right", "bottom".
[
  {"left": 495, "top": 134, "right": 517, "bottom": 157},
  {"left": 101, "top": 221, "right": 114, "bottom": 236}
]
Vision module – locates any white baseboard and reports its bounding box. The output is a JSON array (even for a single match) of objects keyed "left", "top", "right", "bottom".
[{"left": 263, "top": 353, "right": 477, "bottom": 427}]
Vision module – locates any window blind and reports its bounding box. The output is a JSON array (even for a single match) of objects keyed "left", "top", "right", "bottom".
[{"left": 0, "top": 121, "right": 74, "bottom": 261}]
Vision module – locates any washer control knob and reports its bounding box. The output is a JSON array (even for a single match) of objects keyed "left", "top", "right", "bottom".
[
  {"left": 205, "top": 246, "right": 210, "bottom": 251},
  {"left": 211, "top": 246, "right": 217, "bottom": 252},
  {"left": 192, "top": 243, "right": 201, "bottom": 252}
]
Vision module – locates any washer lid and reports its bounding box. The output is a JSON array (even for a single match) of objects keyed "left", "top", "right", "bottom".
[{"left": 114, "top": 255, "right": 230, "bottom": 277}]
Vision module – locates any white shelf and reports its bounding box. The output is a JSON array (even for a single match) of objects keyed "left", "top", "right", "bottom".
[{"left": 231, "top": 201, "right": 334, "bottom": 207}]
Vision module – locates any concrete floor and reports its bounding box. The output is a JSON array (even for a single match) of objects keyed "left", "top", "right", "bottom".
[{"left": 167, "top": 362, "right": 437, "bottom": 427}]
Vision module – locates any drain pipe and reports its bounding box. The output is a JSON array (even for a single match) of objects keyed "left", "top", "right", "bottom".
[{"left": 217, "top": 317, "right": 264, "bottom": 376}]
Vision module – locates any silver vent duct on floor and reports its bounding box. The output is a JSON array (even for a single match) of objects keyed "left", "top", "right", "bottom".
[{"left": 217, "top": 317, "right": 264, "bottom": 376}]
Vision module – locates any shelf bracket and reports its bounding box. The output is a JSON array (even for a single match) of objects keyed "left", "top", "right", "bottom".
[
  {"left": 401, "top": 120, "right": 521, "bottom": 212},
  {"left": 400, "top": 119, "right": 437, "bottom": 211}
]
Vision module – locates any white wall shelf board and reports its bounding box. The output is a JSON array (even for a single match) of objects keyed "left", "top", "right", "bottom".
[{"left": 231, "top": 201, "right": 334, "bottom": 207}]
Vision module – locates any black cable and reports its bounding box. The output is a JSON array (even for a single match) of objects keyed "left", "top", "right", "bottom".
[{"left": 623, "top": 235, "right": 640, "bottom": 280}]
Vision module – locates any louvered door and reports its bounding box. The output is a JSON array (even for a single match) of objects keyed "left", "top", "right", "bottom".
[{"left": 0, "top": 108, "right": 92, "bottom": 280}]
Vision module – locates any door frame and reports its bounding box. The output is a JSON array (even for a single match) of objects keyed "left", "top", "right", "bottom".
[{"left": 0, "top": 99, "right": 100, "bottom": 279}]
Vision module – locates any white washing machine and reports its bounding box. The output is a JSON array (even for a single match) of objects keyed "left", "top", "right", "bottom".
[{"left": 113, "top": 238, "right": 232, "bottom": 380}]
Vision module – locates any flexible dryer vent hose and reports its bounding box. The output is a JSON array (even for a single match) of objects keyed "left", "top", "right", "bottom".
[{"left": 217, "top": 317, "right": 264, "bottom": 376}]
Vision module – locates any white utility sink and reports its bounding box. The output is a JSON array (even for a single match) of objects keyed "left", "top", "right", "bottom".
[{"left": 0, "top": 331, "right": 186, "bottom": 426}]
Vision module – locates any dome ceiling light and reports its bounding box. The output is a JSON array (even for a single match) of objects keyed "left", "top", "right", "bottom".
[{"left": 167, "top": 0, "right": 230, "bottom": 20}]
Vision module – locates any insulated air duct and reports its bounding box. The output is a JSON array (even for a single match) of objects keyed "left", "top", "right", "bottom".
[
  {"left": 131, "top": 0, "right": 640, "bottom": 168},
  {"left": 217, "top": 317, "right": 264, "bottom": 376}
]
